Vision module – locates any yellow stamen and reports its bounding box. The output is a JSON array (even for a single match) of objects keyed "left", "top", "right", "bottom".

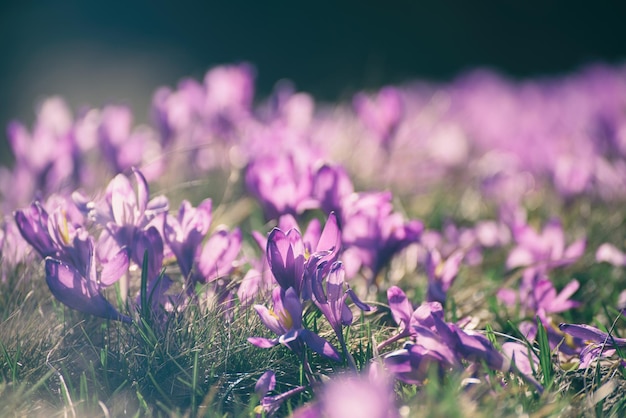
[
  {"left": 60, "top": 210, "right": 71, "bottom": 245},
  {"left": 434, "top": 261, "right": 445, "bottom": 278}
]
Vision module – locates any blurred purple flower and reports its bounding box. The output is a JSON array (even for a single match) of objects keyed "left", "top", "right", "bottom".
[
  {"left": 292, "top": 367, "right": 399, "bottom": 418},
  {"left": 560, "top": 323, "right": 626, "bottom": 368},
  {"left": 312, "top": 163, "right": 354, "bottom": 220},
  {"left": 97, "top": 105, "right": 163, "bottom": 179},
  {"left": 340, "top": 192, "right": 423, "bottom": 281},
  {"left": 596, "top": 243, "right": 626, "bottom": 266},
  {"left": 354, "top": 86, "right": 403, "bottom": 149},
  {"left": 506, "top": 218, "right": 585, "bottom": 272},
  {"left": 498, "top": 269, "right": 580, "bottom": 320},
  {"left": 163, "top": 199, "right": 212, "bottom": 281},
  {"left": 425, "top": 249, "right": 464, "bottom": 305},
  {"left": 245, "top": 152, "right": 318, "bottom": 220}
]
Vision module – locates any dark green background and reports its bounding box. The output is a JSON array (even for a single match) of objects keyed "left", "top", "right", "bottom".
[{"left": 1, "top": 0, "right": 625, "bottom": 159}]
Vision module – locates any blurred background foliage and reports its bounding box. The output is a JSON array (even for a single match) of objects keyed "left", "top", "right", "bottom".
[{"left": 1, "top": 0, "right": 625, "bottom": 162}]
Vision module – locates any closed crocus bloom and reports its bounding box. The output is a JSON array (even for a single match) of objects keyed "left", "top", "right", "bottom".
[{"left": 311, "top": 261, "right": 370, "bottom": 361}]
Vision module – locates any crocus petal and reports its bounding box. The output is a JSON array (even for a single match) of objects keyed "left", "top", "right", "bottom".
[
  {"left": 316, "top": 212, "right": 341, "bottom": 259},
  {"left": 253, "top": 304, "right": 285, "bottom": 336},
  {"left": 45, "top": 258, "right": 130, "bottom": 322},
  {"left": 506, "top": 247, "right": 534, "bottom": 269},
  {"left": 341, "top": 303, "right": 353, "bottom": 326},
  {"left": 596, "top": 243, "right": 626, "bottom": 266},
  {"left": 132, "top": 168, "right": 150, "bottom": 216},
  {"left": 100, "top": 246, "right": 130, "bottom": 286},
  {"left": 387, "top": 286, "right": 412, "bottom": 331},
  {"left": 550, "top": 279, "right": 580, "bottom": 312},
  {"left": 108, "top": 174, "right": 135, "bottom": 225},
  {"left": 197, "top": 228, "right": 241, "bottom": 282},
  {"left": 14, "top": 203, "right": 55, "bottom": 258},
  {"left": 255, "top": 370, "right": 276, "bottom": 398},
  {"left": 559, "top": 323, "right": 626, "bottom": 346},
  {"left": 501, "top": 342, "right": 537, "bottom": 376},
  {"left": 248, "top": 337, "right": 279, "bottom": 349},
  {"left": 282, "top": 287, "right": 303, "bottom": 330},
  {"left": 326, "top": 261, "right": 345, "bottom": 302},
  {"left": 563, "top": 238, "right": 585, "bottom": 262},
  {"left": 300, "top": 329, "right": 341, "bottom": 361},
  {"left": 346, "top": 287, "right": 371, "bottom": 311},
  {"left": 279, "top": 328, "right": 302, "bottom": 345}
]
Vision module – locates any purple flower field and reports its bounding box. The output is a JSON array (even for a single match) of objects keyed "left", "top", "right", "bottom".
[{"left": 3, "top": 63, "right": 626, "bottom": 416}]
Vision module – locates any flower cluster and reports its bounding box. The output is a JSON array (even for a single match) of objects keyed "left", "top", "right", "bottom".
[{"left": 3, "top": 62, "right": 626, "bottom": 415}]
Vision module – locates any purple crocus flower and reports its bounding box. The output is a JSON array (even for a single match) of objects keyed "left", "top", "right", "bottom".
[
  {"left": 596, "top": 243, "right": 626, "bottom": 266},
  {"left": 292, "top": 367, "right": 399, "bottom": 418},
  {"left": 163, "top": 199, "right": 212, "bottom": 281},
  {"left": 15, "top": 199, "right": 131, "bottom": 283},
  {"left": 248, "top": 286, "right": 341, "bottom": 361},
  {"left": 506, "top": 218, "right": 585, "bottom": 272},
  {"left": 44, "top": 232, "right": 130, "bottom": 323},
  {"left": 378, "top": 286, "right": 445, "bottom": 350},
  {"left": 311, "top": 163, "right": 354, "bottom": 220},
  {"left": 311, "top": 261, "right": 370, "bottom": 368},
  {"left": 311, "top": 261, "right": 370, "bottom": 335},
  {"left": 498, "top": 269, "right": 580, "bottom": 320},
  {"left": 266, "top": 213, "right": 341, "bottom": 299},
  {"left": 559, "top": 323, "right": 626, "bottom": 369},
  {"left": 353, "top": 86, "right": 403, "bottom": 149},
  {"left": 75, "top": 168, "right": 168, "bottom": 280},
  {"left": 97, "top": 106, "right": 163, "bottom": 178},
  {"left": 163, "top": 198, "right": 241, "bottom": 298},
  {"left": 14, "top": 201, "right": 57, "bottom": 259},
  {"left": 254, "top": 370, "right": 306, "bottom": 417},
  {"left": 1, "top": 97, "right": 80, "bottom": 211},
  {"left": 425, "top": 249, "right": 464, "bottom": 305},
  {"left": 196, "top": 226, "right": 242, "bottom": 284},
  {"left": 340, "top": 191, "right": 423, "bottom": 282},
  {"left": 245, "top": 151, "right": 318, "bottom": 220}
]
